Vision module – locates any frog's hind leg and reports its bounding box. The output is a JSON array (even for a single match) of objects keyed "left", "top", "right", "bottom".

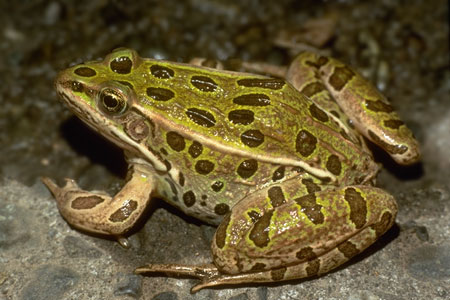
[
  {"left": 137, "top": 183, "right": 397, "bottom": 292},
  {"left": 287, "top": 52, "right": 420, "bottom": 165},
  {"left": 41, "top": 163, "right": 155, "bottom": 246}
]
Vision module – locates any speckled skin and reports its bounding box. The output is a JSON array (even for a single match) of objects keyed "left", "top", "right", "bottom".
[{"left": 42, "top": 48, "right": 420, "bottom": 292}]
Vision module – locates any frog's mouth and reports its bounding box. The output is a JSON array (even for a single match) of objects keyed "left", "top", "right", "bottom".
[{"left": 54, "top": 71, "right": 168, "bottom": 173}]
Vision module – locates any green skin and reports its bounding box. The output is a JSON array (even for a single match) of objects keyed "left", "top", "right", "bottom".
[{"left": 42, "top": 48, "right": 420, "bottom": 293}]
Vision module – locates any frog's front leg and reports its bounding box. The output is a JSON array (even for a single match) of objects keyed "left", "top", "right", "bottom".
[
  {"left": 136, "top": 182, "right": 397, "bottom": 292},
  {"left": 42, "top": 163, "right": 155, "bottom": 247}
]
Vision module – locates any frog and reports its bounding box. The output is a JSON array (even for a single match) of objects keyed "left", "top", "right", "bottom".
[{"left": 42, "top": 48, "right": 420, "bottom": 293}]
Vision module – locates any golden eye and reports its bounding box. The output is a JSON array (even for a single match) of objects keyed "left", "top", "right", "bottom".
[{"left": 99, "top": 88, "right": 127, "bottom": 115}]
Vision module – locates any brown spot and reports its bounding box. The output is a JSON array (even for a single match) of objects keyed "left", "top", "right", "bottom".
[
  {"left": 250, "top": 263, "right": 266, "bottom": 272},
  {"left": 272, "top": 166, "right": 285, "bottom": 182},
  {"left": 165, "top": 178, "right": 178, "bottom": 196},
  {"left": 186, "top": 108, "right": 216, "bottom": 127},
  {"left": 178, "top": 172, "right": 185, "bottom": 186},
  {"left": 237, "top": 159, "right": 258, "bottom": 179},
  {"left": 370, "top": 211, "right": 394, "bottom": 238},
  {"left": 182, "top": 191, "right": 196, "bottom": 207},
  {"left": 306, "top": 259, "right": 320, "bottom": 276},
  {"left": 146, "top": 87, "right": 175, "bottom": 101},
  {"left": 188, "top": 141, "right": 203, "bottom": 158},
  {"left": 214, "top": 203, "right": 230, "bottom": 215},
  {"left": 211, "top": 181, "right": 224, "bottom": 192},
  {"left": 368, "top": 130, "right": 408, "bottom": 154},
  {"left": 233, "top": 93, "right": 271, "bottom": 106},
  {"left": 160, "top": 148, "right": 168, "bottom": 156},
  {"left": 201, "top": 195, "right": 207, "bottom": 200},
  {"left": 309, "top": 104, "right": 329, "bottom": 122},
  {"left": 305, "top": 56, "right": 329, "bottom": 68},
  {"left": 384, "top": 119, "right": 404, "bottom": 129},
  {"left": 125, "top": 119, "right": 149, "bottom": 142},
  {"left": 109, "top": 200, "right": 138, "bottom": 222},
  {"left": 195, "top": 160, "right": 215, "bottom": 175},
  {"left": 270, "top": 267, "right": 287, "bottom": 281},
  {"left": 301, "top": 82, "right": 326, "bottom": 98},
  {"left": 228, "top": 109, "right": 254, "bottom": 125},
  {"left": 110, "top": 56, "right": 132, "bottom": 74},
  {"left": 215, "top": 213, "right": 230, "bottom": 249},
  {"left": 365, "top": 99, "right": 394, "bottom": 113},
  {"left": 326, "top": 154, "right": 342, "bottom": 175},
  {"left": 74, "top": 67, "right": 96, "bottom": 77},
  {"left": 330, "top": 110, "right": 340, "bottom": 118},
  {"left": 150, "top": 65, "right": 174, "bottom": 79},
  {"left": 295, "top": 129, "right": 317, "bottom": 157},
  {"left": 70, "top": 81, "right": 83, "bottom": 92},
  {"left": 237, "top": 78, "right": 285, "bottom": 90},
  {"left": 295, "top": 246, "right": 317, "bottom": 261},
  {"left": 268, "top": 186, "right": 285, "bottom": 208},
  {"left": 191, "top": 75, "right": 218, "bottom": 92},
  {"left": 241, "top": 129, "right": 264, "bottom": 147},
  {"left": 71, "top": 196, "right": 104, "bottom": 210},
  {"left": 249, "top": 210, "right": 273, "bottom": 248},
  {"left": 247, "top": 210, "right": 260, "bottom": 223},
  {"left": 329, "top": 66, "right": 355, "bottom": 91},
  {"left": 163, "top": 159, "right": 171, "bottom": 171},
  {"left": 166, "top": 131, "right": 186, "bottom": 152},
  {"left": 337, "top": 241, "right": 359, "bottom": 259},
  {"left": 344, "top": 188, "right": 367, "bottom": 229},
  {"left": 295, "top": 194, "right": 324, "bottom": 225},
  {"left": 302, "top": 178, "right": 321, "bottom": 194}
]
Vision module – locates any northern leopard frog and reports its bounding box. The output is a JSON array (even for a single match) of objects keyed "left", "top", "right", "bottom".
[{"left": 42, "top": 48, "right": 420, "bottom": 292}]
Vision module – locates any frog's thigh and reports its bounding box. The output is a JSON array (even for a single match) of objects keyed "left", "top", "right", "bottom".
[
  {"left": 287, "top": 52, "right": 419, "bottom": 165},
  {"left": 210, "top": 185, "right": 397, "bottom": 284},
  {"left": 42, "top": 163, "right": 155, "bottom": 238}
]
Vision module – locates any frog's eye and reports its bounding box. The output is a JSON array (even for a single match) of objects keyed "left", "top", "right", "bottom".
[{"left": 98, "top": 88, "right": 128, "bottom": 115}]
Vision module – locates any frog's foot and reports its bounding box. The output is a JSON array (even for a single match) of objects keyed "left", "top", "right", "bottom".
[{"left": 41, "top": 164, "right": 155, "bottom": 243}]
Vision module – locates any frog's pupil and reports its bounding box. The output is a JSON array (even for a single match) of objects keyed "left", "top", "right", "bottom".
[{"left": 103, "top": 94, "right": 118, "bottom": 109}]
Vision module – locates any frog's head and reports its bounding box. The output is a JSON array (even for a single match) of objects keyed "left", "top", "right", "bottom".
[{"left": 54, "top": 48, "right": 166, "bottom": 171}]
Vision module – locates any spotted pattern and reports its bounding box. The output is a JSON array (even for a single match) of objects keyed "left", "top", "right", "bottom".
[
  {"left": 328, "top": 66, "right": 355, "bottom": 91},
  {"left": 188, "top": 141, "right": 203, "bottom": 158},
  {"left": 191, "top": 75, "right": 218, "bottom": 92},
  {"left": 74, "top": 67, "right": 96, "bottom": 77},
  {"left": 215, "top": 214, "right": 230, "bottom": 249},
  {"left": 108, "top": 200, "right": 138, "bottom": 222},
  {"left": 371, "top": 212, "right": 393, "bottom": 238},
  {"left": 343, "top": 188, "right": 367, "bottom": 229},
  {"left": 178, "top": 172, "right": 185, "bottom": 186},
  {"left": 300, "top": 82, "right": 326, "bottom": 98},
  {"left": 250, "top": 263, "right": 266, "bottom": 272},
  {"left": 368, "top": 130, "right": 408, "bottom": 154},
  {"left": 301, "top": 178, "right": 321, "bottom": 194},
  {"left": 241, "top": 130, "right": 264, "bottom": 147},
  {"left": 195, "top": 160, "right": 215, "bottom": 175},
  {"left": 214, "top": 203, "right": 230, "bottom": 215},
  {"left": 337, "top": 241, "right": 359, "bottom": 259},
  {"left": 268, "top": 186, "right": 286, "bottom": 208},
  {"left": 272, "top": 166, "right": 285, "bottom": 182},
  {"left": 183, "top": 191, "right": 196, "bottom": 207},
  {"left": 233, "top": 93, "right": 271, "bottom": 106},
  {"left": 110, "top": 56, "right": 132, "bottom": 74},
  {"left": 270, "top": 267, "right": 287, "bottom": 281},
  {"left": 295, "top": 129, "right": 317, "bottom": 157},
  {"left": 166, "top": 131, "right": 186, "bottom": 152},
  {"left": 384, "top": 119, "right": 404, "bottom": 129},
  {"left": 186, "top": 108, "right": 216, "bottom": 127},
  {"left": 237, "top": 159, "right": 258, "bottom": 179},
  {"left": 306, "top": 259, "right": 320, "bottom": 276},
  {"left": 295, "top": 194, "right": 324, "bottom": 225},
  {"left": 309, "top": 104, "right": 329, "bottom": 122},
  {"left": 211, "top": 181, "right": 224, "bottom": 192},
  {"left": 295, "top": 246, "right": 317, "bottom": 261},
  {"left": 146, "top": 87, "right": 175, "bottom": 101},
  {"left": 150, "top": 65, "right": 174, "bottom": 79},
  {"left": 71, "top": 196, "right": 104, "bottom": 210},
  {"left": 228, "top": 109, "right": 254, "bottom": 125},
  {"left": 365, "top": 100, "right": 394, "bottom": 113},
  {"left": 305, "top": 56, "right": 329, "bottom": 68},
  {"left": 249, "top": 210, "right": 273, "bottom": 248},
  {"left": 237, "top": 78, "right": 285, "bottom": 90},
  {"left": 247, "top": 210, "right": 260, "bottom": 223},
  {"left": 326, "top": 154, "right": 342, "bottom": 175},
  {"left": 125, "top": 119, "right": 149, "bottom": 142}
]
